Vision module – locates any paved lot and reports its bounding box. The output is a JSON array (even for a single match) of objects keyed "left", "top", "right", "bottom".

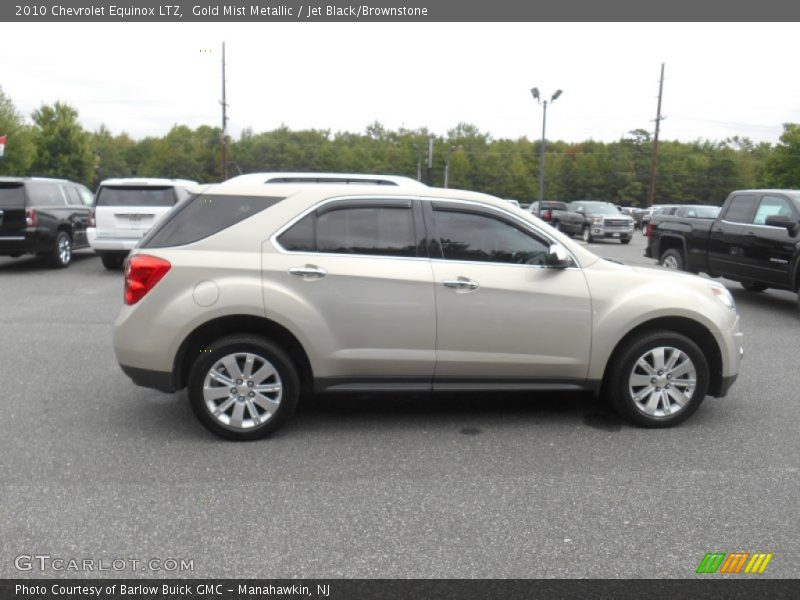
[{"left": 1, "top": 235, "right": 798, "bottom": 579}]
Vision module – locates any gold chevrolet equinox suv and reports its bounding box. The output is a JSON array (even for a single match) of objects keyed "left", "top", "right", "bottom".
[{"left": 113, "top": 183, "right": 743, "bottom": 439}]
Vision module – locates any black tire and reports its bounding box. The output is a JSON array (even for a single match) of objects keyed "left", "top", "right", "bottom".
[
  {"left": 605, "top": 330, "right": 709, "bottom": 428},
  {"left": 187, "top": 335, "right": 300, "bottom": 440},
  {"left": 9, "top": 253, "right": 21, "bottom": 258},
  {"left": 621, "top": 237, "right": 631, "bottom": 245},
  {"left": 582, "top": 226, "right": 593, "bottom": 243},
  {"left": 741, "top": 282, "right": 767, "bottom": 293},
  {"left": 101, "top": 253, "right": 125, "bottom": 270},
  {"left": 659, "top": 248, "right": 684, "bottom": 271},
  {"left": 49, "top": 231, "right": 72, "bottom": 268}
]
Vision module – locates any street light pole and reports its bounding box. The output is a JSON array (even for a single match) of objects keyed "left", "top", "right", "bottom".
[{"left": 531, "top": 87, "right": 562, "bottom": 203}]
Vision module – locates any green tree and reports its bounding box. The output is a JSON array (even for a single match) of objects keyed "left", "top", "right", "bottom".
[
  {"left": 0, "top": 86, "right": 35, "bottom": 176},
  {"left": 89, "top": 125, "right": 136, "bottom": 187},
  {"left": 763, "top": 123, "right": 800, "bottom": 187},
  {"left": 31, "top": 102, "right": 93, "bottom": 184}
]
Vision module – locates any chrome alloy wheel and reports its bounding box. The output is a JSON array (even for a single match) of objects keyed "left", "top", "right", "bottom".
[
  {"left": 202, "top": 352, "right": 283, "bottom": 430},
  {"left": 661, "top": 255, "right": 679, "bottom": 269},
  {"left": 628, "top": 346, "right": 697, "bottom": 418},
  {"left": 58, "top": 235, "right": 71, "bottom": 264}
]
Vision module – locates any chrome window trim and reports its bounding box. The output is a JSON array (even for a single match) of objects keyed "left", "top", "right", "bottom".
[
  {"left": 269, "top": 194, "right": 582, "bottom": 269},
  {"left": 720, "top": 219, "right": 797, "bottom": 231}
]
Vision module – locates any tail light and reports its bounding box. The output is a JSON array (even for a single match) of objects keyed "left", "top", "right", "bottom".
[
  {"left": 124, "top": 254, "right": 171, "bottom": 305},
  {"left": 25, "top": 208, "right": 37, "bottom": 227},
  {"left": 646, "top": 222, "right": 654, "bottom": 237},
  {"left": 543, "top": 209, "right": 552, "bottom": 221},
  {"left": 88, "top": 208, "right": 96, "bottom": 228}
]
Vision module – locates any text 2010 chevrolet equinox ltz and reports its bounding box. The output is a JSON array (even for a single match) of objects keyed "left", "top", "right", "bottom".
[{"left": 113, "top": 184, "right": 743, "bottom": 440}]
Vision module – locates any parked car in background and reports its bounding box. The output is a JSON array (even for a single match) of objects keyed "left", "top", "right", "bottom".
[
  {"left": 641, "top": 204, "right": 680, "bottom": 234},
  {"left": 113, "top": 182, "right": 742, "bottom": 439},
  {"left": 88, "top": 178, "right": 197, "bottom": 269},
  {"left": 0, "top": 176, "right": 93, "bottom": 268},
  {"left": 222, "top": 172, "right": 427, "bottom": 187},
  {"left": 528, "top": 200, "right": 568, "bottom": 226},
  {"left": 645, "top": 190, "right": 800, "bottom": 309},
  {"left": 504, "top": 198, "right": 521, "bottom": 208},
  {"left": 552, "top": 200, "right": 635, "bottom": 243}
]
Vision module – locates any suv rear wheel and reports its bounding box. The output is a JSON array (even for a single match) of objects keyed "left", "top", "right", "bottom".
[
  {"left": 101, "top": 253, "right": 126, "bottom": 270},
  {"left": 187, "top": 335, "right": 300, "bottom": 440},
  {"left": 49, "top": 231, "right": 72, "bottom": 268},
  {"left": 606, "top": 330, "right": 709, "bottom": 428}
]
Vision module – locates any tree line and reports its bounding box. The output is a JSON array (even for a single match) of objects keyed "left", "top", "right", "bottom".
[{"left": 2, "top": 86, "right": 799, "bottom": 207}]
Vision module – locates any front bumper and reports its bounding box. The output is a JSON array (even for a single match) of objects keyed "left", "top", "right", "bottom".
[{"left": 590, "top": 225, "right": 634, "bottom": 239}]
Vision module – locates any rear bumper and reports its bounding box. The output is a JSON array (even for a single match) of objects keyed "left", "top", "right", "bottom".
[
  {"left": 88, "top": 228, "right": 138, "bottom": 252},
  {"left": 119, "top": 364, "right": 175, "bottom": 394},
  {"left": 0, "top": 229, "right": 51, "bottom": 255}
]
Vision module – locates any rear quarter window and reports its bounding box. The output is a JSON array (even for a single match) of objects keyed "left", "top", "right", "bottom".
[
  {"left": 141, "top": 194, "right": 283, "bottom": 248},
  {"left": 27, "top": 182, "right": 67, "bottom": 207}
]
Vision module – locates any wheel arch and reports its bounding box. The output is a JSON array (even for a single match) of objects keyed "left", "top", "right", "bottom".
[
  {"left": 601, "top": 316, "right": 723, "bottom": 397},
  {"left": 656, "top": 235, "right": 687, "bottom": 262},
  {"left": 173, "top": 314, "right": 313, "bottom": 394}
]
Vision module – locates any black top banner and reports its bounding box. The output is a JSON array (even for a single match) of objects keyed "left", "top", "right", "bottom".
[{"left": 2, "top": 0, "right": 800, "bottom": 22}]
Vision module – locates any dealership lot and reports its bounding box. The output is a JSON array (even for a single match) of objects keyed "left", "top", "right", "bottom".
[{"left": 0, "top": 234, "right": 798, "bottom": 578}]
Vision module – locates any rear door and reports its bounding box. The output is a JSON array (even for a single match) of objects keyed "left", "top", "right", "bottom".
[
  {"left": 708, "top": 194, "right": 758, "bottom": 279},
  {"left": 0, "top": 182, "right": 27, "bottom": 237},
  {"left": 95, "top": 185, "right": 177, "bottom": 240},
  {"left": 266, "top": 197, "right": 436, "bottom": 384}
]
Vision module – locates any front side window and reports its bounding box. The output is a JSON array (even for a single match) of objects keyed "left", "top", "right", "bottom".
[
  {"left": 723, "top": 195, "right": 757, "bottom": 223},
  {"left": 754, "top": 195, "right": 793, "bottom": 226},
  {"left": 433, "top": 209, "right": 550, "bottom": 266}
]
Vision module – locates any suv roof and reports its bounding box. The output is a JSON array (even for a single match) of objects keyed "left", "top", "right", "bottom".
[
  {"left": 222, "top": 172, "right": 426, "bottom": 187},
  {"left": 99, "top": 178, "right": 198, "bottom": 187},
  {"left": 0, "top": 176, "right": 71, "bottom": 184}
]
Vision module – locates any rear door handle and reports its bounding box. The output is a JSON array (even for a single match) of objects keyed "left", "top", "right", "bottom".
[
  {"left": 288, "top": 265, "right": 327, "bottom": 280},
  {"left": 443, "top": 277, "right": 480, "bottom": 292}
]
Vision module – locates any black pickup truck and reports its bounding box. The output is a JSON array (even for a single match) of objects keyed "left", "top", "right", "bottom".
[{"left": 645, "top": 190, "right": 800, "bottom": 307}]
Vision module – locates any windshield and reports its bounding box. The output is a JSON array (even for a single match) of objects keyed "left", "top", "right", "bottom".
[{"left": 582, "top": 203, "right": 620, "bottom": 216}]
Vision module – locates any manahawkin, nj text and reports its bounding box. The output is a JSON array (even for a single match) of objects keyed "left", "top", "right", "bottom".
[{"left": 18, "top": 4, "right": 429, "bottom": 19}]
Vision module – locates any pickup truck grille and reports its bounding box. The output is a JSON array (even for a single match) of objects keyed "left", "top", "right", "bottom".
[{"left": 604, "top": 219, "right": 630, "bottom": 227}]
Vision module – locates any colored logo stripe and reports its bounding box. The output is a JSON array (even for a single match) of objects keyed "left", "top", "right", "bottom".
[{"left": 697, "top": 552, "right": 773, "bottom": 574}]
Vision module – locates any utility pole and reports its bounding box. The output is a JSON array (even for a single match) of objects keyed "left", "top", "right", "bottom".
[
  {"left": 647, "top": 63, "right": 665, "bottom": 208},
  {"left": 220, "top": 41, "right": 229, "bottom": 181}
]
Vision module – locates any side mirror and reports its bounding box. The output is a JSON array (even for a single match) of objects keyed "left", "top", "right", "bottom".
[
  {"left": 546, "top": 243, "right": 573, "bottom": 269},
  {"left": 765, "top": 214, "right": 799, "bottom": 235}
]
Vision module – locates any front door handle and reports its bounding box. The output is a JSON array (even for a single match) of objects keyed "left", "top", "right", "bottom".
[
  {"left": 288, "top": 265, "right": 327, "bottom": 280},
  {"left": 443, "top": 277, "right": 480, "bottom": 292}
]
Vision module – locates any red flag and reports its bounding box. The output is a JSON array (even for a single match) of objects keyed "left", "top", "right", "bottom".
[{"left": 0, "top": 135, "right": 6, "bottom": 158}]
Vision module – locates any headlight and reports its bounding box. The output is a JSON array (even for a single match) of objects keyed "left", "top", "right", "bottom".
[
  {"left": 592, "top": 216, "right": 603, "bottom": 224},
  {"left": 709, "top": 283, "right": 736, "bottom": 311}
]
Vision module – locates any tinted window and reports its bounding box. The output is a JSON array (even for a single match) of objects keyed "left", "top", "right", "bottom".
[
  {"left": 0, "top": 183, "right": 25, "bottom": 208},
  {"left": 96, "top": 186, "right": 176, "bottom": 207},
  {"left": 754, "top": 195, "right": 793, "bottom": 226},
  {"left": 723, "top": 195, "right": 757, "bottom": 223},
  {"left": 141, "top": 194, "right": 283, "bottom": 248},
  {"left": 433, "top": 209, "right": 550, "bottom": 265},
  {"left": 316, "top": 207, "right": 416, "bottom": 257},
  {"left": 77, "top": 186, "right": 94, "bottom": 206},
  {"left": 27, "top": 182, "right": 66, "bottom": 207},
  {"left": 63, "top": 185, "right": 81, "bottom": 205},
  {"left": 278, "top": 214, "right": 315, "bottom": 252}
]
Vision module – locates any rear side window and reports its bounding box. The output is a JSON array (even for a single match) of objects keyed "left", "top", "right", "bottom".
[
  {"left": 723, "top": 195, "right": 757, "bottom": 223},
  {"left": 0, "top": 183, "right": 25, "bottom": 208},
  {"left": 276, "top": 204, "right": 417, "bottom": 257},
  {"left": 63, "top": 185, "right": 81, "bottom": 205},
  {"left": 141, "top": 194, "right": 282, "bottom": 248},
  {"left": 96, "top": 186, "right": 176, "bottom": 207},
  {"left": 27, "top": 182, "right": 66, "bottom": 207}
]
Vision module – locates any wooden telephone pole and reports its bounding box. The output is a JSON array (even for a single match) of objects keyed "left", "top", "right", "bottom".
[
  {"left": 221, "top": 41, "right": 229, "bottom": 181},
  {"left": 647, "top": 63, "right": 665, "bottom": 207}
]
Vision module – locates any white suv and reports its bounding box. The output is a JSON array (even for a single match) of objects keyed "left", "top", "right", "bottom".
[
  {"left": 87, "top": 178, "right": 197, "bottom": 269},
  {"left": 113, "top": 183, "right": 743, "bottom": 440}
]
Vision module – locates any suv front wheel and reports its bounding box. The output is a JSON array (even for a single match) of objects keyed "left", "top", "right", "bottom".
[
  {"left": 606, "top": 330, "right": 709, "bottom": 428},
  {"left": 187, "top": 335, "right": 300, "bottom": 440}
]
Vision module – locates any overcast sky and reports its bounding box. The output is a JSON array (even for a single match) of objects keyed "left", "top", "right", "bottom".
[{"left": 2, "top": 22, "right": 798, "bottom": 145}]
